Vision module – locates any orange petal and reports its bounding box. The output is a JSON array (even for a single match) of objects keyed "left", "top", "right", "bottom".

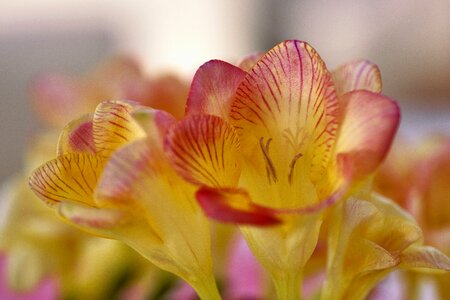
[
  {"left": 335, "top": 90, "right": 400, "bottom": 180},
  {"left": 165, "top": 115, "right": 241, "bottom": 187},
  {"left": 230, "top": 40, "right": 339, "bottom": 179},
  {"left": 29, "top": 153, "right": 107, "bottom": 206},
  {"left": 332, "top": 60, "right": 382, "bottom": 96},
  {"left": 57, "top": 114, "right": 96, "bottom": 155},
  {"left": 186, "top": 60, "right": 246, "bottom": 119},
  {"left": 238, "top": 52, "right": 263, "bottom": 72},
  {"left": 92, "top": 100, "right": 146, "bottom": 157},
  {"left": 196, "top": 186, "right": 281, "bottom": 226}
]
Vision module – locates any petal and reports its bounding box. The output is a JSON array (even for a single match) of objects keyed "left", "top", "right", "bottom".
[
  {"left": 58, "top": 201, "right": 127, "bottom": 230},
  {"left": 400, "top": 245, "right": 450, "bottom": 272},
  {"left": 29, "top": 153, "right": 106, "bottom": 206},
  {"left": 92, "top": 100, "right": 147, "bottom": 157},
  {"left": 237, "top": 52, "right": 263, "bottom": 72},
  {"left": 332, "top": 60, "right": 382, "bottom": 96},
  {"left": 196, "top": 186, "right": 281, "bottom": 225},
  {"left": 132, "top": 107, "right": 177, "bottom": 145},
  {"left": 335, "top": 90, "right": 400, "bottom": 180},
  {"left": 165, "top": 115, "right": 241, "bottom": 187},
  {"left": 230, "top": 40, "right": 339, "bottom": 181},
  {"left": 186, "top": 60, "right": 245, "bottom": 119},
  {"left": 57, "top": 114, "right": 96, "bottom": 155}
]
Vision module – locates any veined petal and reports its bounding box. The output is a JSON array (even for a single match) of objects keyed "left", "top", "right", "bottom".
[
  {"left": 165, "top": 115, "right": 241, "bottom": 187},
  {"left": 186, "top": 60, "right": 245, "bottom": 119},
  {"left": 400, "top": 245, "right": 450, "bottom": 272},
  {"left": 332, "top": 60, "right": 382, "bottom": 96},
  {"left": 334, "top": 91, "right": 400, "bottom": 180},
  {"left": 238, "top": 52, "right": 263, "bottom": 72},
  {"left": 57, "top": 114, "right": 96, "bottom": 155},
  {"left": 230, "top": 40, "right": 339, "bottom": 185},
  {"left": 196, "top": 186, "right": 281, "bottom": 226},
  {"left": 29, "top": 153, "right": 107, "bottom": 206},
  {"left": 92, "top": 100, "right": 146, "bottom": 157}
]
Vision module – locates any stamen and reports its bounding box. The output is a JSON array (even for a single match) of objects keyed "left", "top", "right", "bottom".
[
  {"left": 288, "top": 153, "right": 303, "bottom": 184},
  {"left": 259, "top": 137, "right": 278, "bottom": 183}
]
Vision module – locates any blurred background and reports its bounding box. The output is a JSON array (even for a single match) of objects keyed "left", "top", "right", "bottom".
[{"left": 1, "top": 0, "right": 449, "bottom": 182}]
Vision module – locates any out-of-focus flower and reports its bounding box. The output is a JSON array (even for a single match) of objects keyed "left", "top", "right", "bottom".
[
  {"left": 322, "top": 192, "right": 450, "bottom": 300},
  {"left": 29, "top": 100, "right": 221, "bottom": 299},
  {"left": 30, "top": 56, "right": 188, "bottom": 128},
  {"left": 374, "top": 136, "right": 450, "bottom": 299},
  {"left": 164, "top": 40, "right": 399, "bottom": 298}
]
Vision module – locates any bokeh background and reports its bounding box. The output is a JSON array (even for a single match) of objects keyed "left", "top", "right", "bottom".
[{"left": 1, "top": 0, "right": 449, "bottom": 182}]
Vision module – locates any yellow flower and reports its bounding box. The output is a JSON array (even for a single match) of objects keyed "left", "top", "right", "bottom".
[
  {"left": 374, "top": 136, "right": 450, "bottom": 299},
  {"left": 322, "top": 192, "right": 450, "bottom": 300},
  {"left": 29, "top": 101, "right": 220, "bottom": 299},
  {"left": 163, "top": 40, "right": 400, "bottom": 298}
]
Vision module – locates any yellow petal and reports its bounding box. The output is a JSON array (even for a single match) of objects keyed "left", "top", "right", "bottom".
[
  {"left": 92, "top": 100, "right": 146, "bottom": 157},
  {"left": 29, "top": 153, "right": 106, "bottom": 206}
]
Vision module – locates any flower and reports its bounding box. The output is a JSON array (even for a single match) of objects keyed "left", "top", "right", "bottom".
[
  {"left": 29, "top": 100, "right": 221, "bottom": 299},
  {"left": 374, "top": 135, "right": 450, "bottom": 298},
  {"left": 163, "top": 40, "right": 400, "bottom": 298}
]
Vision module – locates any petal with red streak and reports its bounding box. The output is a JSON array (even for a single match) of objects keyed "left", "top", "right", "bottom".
[
  {"left": 196, "top": 186, "right": 280, "bottom": 226},
  {"left": 230, "top": 40, "right": 339, "bottom": 180},
  {"left": 186, "top": 60, "right": 245, "bottom": 119},
  {"left": 165, "top": 115, "right": 241, "bottom": 187},
  {"left": 334, "top": 90, "right": 400, "bottom": 180},
  {"left": 29, "top": 153, "right": 107, "bottom": 206},
  {"left": 92, "top": 100, "right": 146, "bottom": 157},
  {"left": 57, "top": 114, "right": 96, "bottom": 155},
  {"left": 332, "top": 60, "right": 382, "bottom": 96}
]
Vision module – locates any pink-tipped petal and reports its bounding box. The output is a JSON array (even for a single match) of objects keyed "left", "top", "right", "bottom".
[
  {"left": 332, "top": 60, "right": 382, "bottom": 96},
  {"left": 186, "top": 60, "right": 246, "bottom": 119},
  {"left": 196, "top": 186, "right": 281, "bottom": 226},
  {"left": 165, "top": 115, "right": 241, "bottom": 187},
  {"left": 57, "top": 114, "right": 96, "bottom": 155},
  {"left": 335, "top": 90, "right": 400, "bottom": 180}
]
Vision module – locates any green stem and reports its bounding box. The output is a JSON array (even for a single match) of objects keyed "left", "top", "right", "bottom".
[{"left": 273, "top": 271, "right": 302, "bottom": 300}]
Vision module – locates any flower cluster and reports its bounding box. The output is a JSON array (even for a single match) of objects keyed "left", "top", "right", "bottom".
[{"left": 1, "top": 41, "right": 449, "bottom": 300}]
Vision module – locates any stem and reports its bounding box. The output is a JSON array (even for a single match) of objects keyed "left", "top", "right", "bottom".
[{"left": 273, "top": 271, "right": 302, "bottom": 300}]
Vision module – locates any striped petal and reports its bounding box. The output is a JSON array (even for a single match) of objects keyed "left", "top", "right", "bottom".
[
  {"left": 186, "top": 60, "right": 245, "bottom": 119},
  {"left": 29, "top": 153, "right": 107, "bottom": 206},
  {"left": 196, "top": 186, "right": 281, "bottom": 226},
  {"left": 165, "top": 115, "right": 241, "bottom": 187},
  {"left": 92, "top": 100, "right": 146, "bottom": 157},
  {"left": 230, "top": 40, "right": 339, "bottom": 182},
  {"left": 332, "top": 60, "right": 382, "bottom": 96},
  {"left": 334, "top": 91, "right": 400, "bottom": 180},
  {"left": 57, "top": 114, "right": 96, "bottom": 155}
]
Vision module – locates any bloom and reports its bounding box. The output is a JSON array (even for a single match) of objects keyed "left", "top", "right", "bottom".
[
  {"left": 164, "top": 40, "right": 400, "bottom": 297},
  {"left": 28, "top": 100, "right": 221, "bottom": 299}
]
